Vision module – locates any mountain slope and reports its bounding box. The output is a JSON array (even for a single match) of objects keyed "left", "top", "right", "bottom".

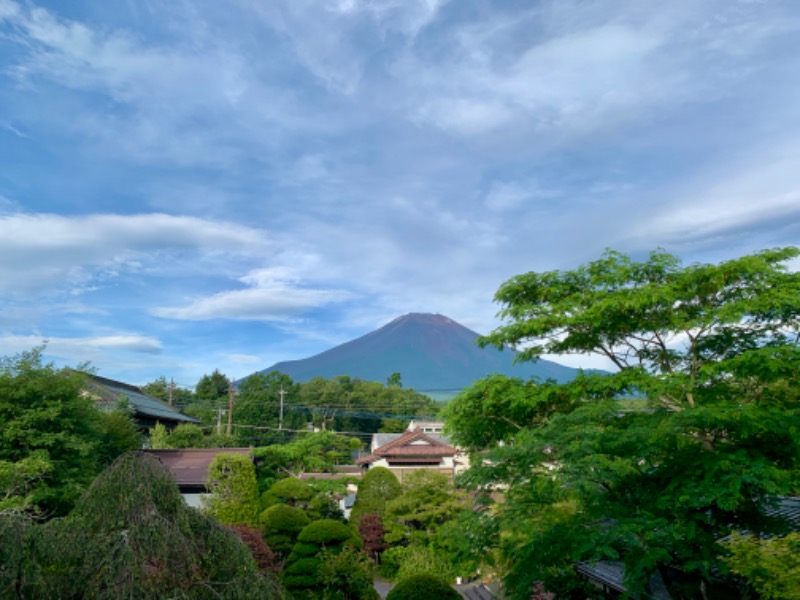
[{"left": 257, "top": 313, "right": 585, "bottom": 392}]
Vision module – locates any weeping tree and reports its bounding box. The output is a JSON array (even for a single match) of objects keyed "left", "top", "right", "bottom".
[{"left": 0, "top": 452, "right": 287, "bottom": 599}]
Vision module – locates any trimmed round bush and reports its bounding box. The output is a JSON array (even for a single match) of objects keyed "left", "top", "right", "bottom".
[
  {"left": 386, "top": 574, "right": 461, "bottom": 600},
  {"left": 261, "top": 504, "right": 310, "bottom": 533},
  {"left": 297, "top": 519, "right": 358, "bottom": 546}
]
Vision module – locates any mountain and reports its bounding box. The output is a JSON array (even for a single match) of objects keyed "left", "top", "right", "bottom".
[{"left": 256, "top": 313, "right": 586, "bottom": 393}]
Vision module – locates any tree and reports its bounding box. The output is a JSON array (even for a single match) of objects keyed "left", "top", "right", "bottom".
[
  {"left": 458, "top": 247, "right": 800, "bottom": 598},
  {"left": 318, "top": 547, "right": 379, "bottom": 600},
  {"left": 722, "top": 532, "right": 800, "bottom": 599},
  {"left": 142, "top": 376, "right": 195, "bottom": 408},
  {"left": 382, "top": 471, "right": 467, "bottom": 545},
  {"left": 0, "top": 348, "right": 107, "bottom": 515},
  {"left": 261, "top": 503, "right": 311, "bottom": 557},
  {"left": 0, "top": 452, "right": 287, "bottom": 599},
  {"left": 349, "top": 467, "right": 402, "bottom": 525},
  {"left": 204, "top": 454, "right": 261, "bottom": 528},
  {"left": 385, "top": 573, "right": 460, "bottom": 600},
  {"left": 358, "top": 513, "right": 388, "bottom": 562},
  {"left": 282, "top": 519, "right": 362, "bottom": 596},
  {"left": 196, "top": 369, "right": 230, "bottom": 402},
  {"left": 235, "top": 372, "right": 303, "bottom": 446}
]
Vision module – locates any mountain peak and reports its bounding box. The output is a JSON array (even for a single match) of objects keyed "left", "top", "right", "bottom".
[{"left": 256, "top": 313, "right": 582, "bottom": 392}]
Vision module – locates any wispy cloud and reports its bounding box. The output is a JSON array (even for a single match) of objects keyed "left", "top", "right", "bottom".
[
  {"left": 0, "top": 213, "right": 271, "bottom": 293},
  {"left": 152, "top": 267, "right": 353, "bottom": 321}
]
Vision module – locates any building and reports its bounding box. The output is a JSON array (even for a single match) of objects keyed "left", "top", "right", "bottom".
[
  {"left": 84, "top": 373, "right": 200, "bottom": 430},
  {"left": 145, "top": 448, "right": 253, "bottom": 508}
]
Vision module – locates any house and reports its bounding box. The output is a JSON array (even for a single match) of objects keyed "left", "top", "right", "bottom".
[
  {"left": 357, "top": 428, "right": 468, "bottom": 482},
  {"left": 145, "top": 448, "right": 253, "bottom": 508},
  {"left": 358, "top": 421, "right": 470, "bottom": 482},
  {"left": 84, "top": 373, "right": 200, "bottom": 430}
]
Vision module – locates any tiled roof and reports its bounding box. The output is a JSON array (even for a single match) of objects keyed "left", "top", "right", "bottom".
[
  {"left": 358, "top": 430, "right": 457, "bottom": 465},
  {"left": 145, "top": 448, "right": 252, "bottom": 487},
  {"left": 86, "top": 374, "right": 200, "bottom": 425}
]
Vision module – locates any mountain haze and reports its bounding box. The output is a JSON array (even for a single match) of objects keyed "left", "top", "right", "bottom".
[{"left": 257, "top": 313, "right": 584, "bottom": 392}]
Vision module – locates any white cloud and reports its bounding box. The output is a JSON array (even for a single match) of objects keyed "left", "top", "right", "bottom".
[
  {"left": 152, "top": 267, "right": 353, "bottom": 321},
  {"left": 632, "top": 138, "right": 800, "bottom": 246},
  {"left": 0, "top": 333, "right": 163, "bottom": 356},
  {"left": 0, "top": 213, "right": 271, "bottom": 293}
]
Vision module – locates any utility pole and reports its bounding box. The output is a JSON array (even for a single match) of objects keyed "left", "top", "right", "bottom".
[
  {"left": 226, "top": 377, "right": 235, "bottom": 436},
  {"left": 278, "top": 386, "right": 285, "bottom": 431},
  {"left": 216, "top": 408, "right": 225, "bottom": 436},
  {"left": 168, "top": 377, "right": 175, "bottom": 406}
]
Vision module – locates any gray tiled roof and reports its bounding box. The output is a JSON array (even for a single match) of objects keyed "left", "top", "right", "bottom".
[{"left": 86, "top": 374, "right": 200, "bottom": 425}]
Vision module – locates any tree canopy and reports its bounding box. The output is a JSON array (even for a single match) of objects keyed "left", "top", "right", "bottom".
[
  {"left": 454, "top": 247, "right": 800, "bottom": 598},
  {"left": 0, "top": 348, "right": 139, "bottom": 516}
]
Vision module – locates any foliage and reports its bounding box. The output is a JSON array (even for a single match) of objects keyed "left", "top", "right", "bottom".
[
  {"left": 443, "top": 374, "right": 577, "bottom": 453},
  {"left": 204, "top": 454, "right": 261, "bottom": 527},
  {"left": 385, "top": 573, "right": 461, "bottom": 600},
  {"left": 168, "top": 423, "right": 208, "bottom": 448},
  {"left": 0, "top": 452, "right": 288, "bottom": 599},
  {"left": 148, "top": 421, "right": 170, "bottom": 448},
  {"left": 318, "top": 546, "right": 379, "bottom": 600},
  {"left": 0, "top": 454, "right": 53, "bottom": 513},
  {"left": 253, "top": 432, "right": 361, "bottom": 487},
  {"left": 262, "top": 477, "right": 314, "bottom": 508},
  {"left": 228, "top": 524, "right": 281, "bottom": 574},
  {"left": 97, "top": 406, "right": 142, "bottom": 463},
  {"left": 298, "top": 375, "right": 437, "bottom": 435},
  {"left": 358, "top": 513, "right": 388, "bottom": 561},
  {"left": 722, "top": 532, "right": 800, "bottom": 599},
  {"left": 434, "top": 506, "right": 498, "bottom": 578},
  {"left": 0, "top": 348, "right": 110, "bottom": 516},
  {"left": 235, "top": 372, "right": 305, "bottom": 446},
  {"left": 459, "top": 247, "right": 800, "bottom": 598},
  {"left": 283, "top": 519, "right": 362, "bottom": 595},
  {"left": 142, "top": 376, "right": 195, "bottom": 409},
  {"left": 196, "top": 369, "right": 231, "bottom": 402},
  {"left": 261, "top": 504, "right": 311, "bottom": 556},
  {"left": 383, "top": 471, "right": 468, "bottom": 544},
  {"left": 350, "top": 467, "right": 402, "bottom": 525},
  {"left": 394, "top": 545, "right": 456, "bottom": 584}
]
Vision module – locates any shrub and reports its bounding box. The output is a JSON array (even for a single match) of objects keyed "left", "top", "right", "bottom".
[
  {"left": 297, "top": 519, "right": 360, "bottom": 546},
  {"left": 3, "top": 452, "right": 288, "bottom": 599},
  {"left": 204, "top": 454, "right": 261, "bottom": 527},
  {"left": 228, "top": 524, "right": 280, "bottom": 573},
  {"left": 385, "top": 573, "right": 461, "bottom": 600},
  {"left": 350, "top": 467, "right": 401, "bottom": 525},
  {"left": 319, "top": 547, "right": 379, "bottom": 600},
  {"left": 395, "top": 545, "right": 455, "bottom": 583},
  {"left": 262, "top": 504, "right": 311, "bottom": 556}
]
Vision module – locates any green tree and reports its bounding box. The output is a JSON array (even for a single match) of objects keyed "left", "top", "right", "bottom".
[
  {"left": 0, "top": 453, "right": 287, "bottom": 599},
  {"left": 283, "top": 519, "right": 362, "bottom": 597},
  {"left": 722, "top": 532, "right": 800, "bottom": 599},
  {"left": 142, "top": 376, "right": 195, "bottom": 408},
  {"left": 385, "top": 573, "right": 460, "bottom": 600},
  {"left": 349, "top": 467, "right": 402, "bottom": 525},
  {"left": 204, "top": 454, "right": 261, "bottom": 528},
  {"left": 382, "top": 471, "right": 467, "bottom": 545},
  {"left": 235, "top": 372, "right": 303, "bottom": 446},
  {"left": 167, "top": 423, "right": 207, "bottom": 448},
  {"left": 0, "top": 348, "right": 108, "bottom": 516},
  {"left": 261, "top": 503, "right": 311, "bottom": 557},
  {"left": 318, "top": 546, "right": 379, "bottom": 600},
  {"left": 196, "top": 369, "right": 231, "bottom": 402},
  {"left": 460, "top": 247, "right": 800, "bottom": 598}
]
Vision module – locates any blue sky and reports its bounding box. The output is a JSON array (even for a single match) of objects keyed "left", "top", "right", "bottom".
[{"left": 1, "top": 0, "right": 799, "bottom": 388}]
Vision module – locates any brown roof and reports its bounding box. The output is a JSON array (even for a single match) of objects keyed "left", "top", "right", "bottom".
[
  {"left": 357, "top": 430, "right": 457, "bottom": 465},
  {"left": 145, "top": 448, "right": 252, "bottom": 487}
]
